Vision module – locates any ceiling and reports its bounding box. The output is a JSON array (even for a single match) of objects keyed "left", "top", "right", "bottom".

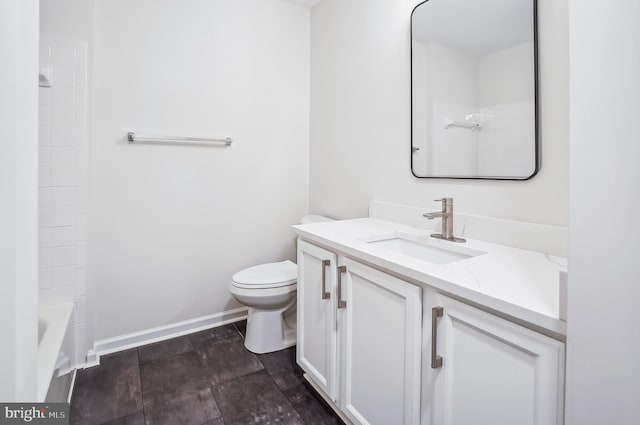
[{"left": 412, "top": 0, "right": 533, "bottom": 56}]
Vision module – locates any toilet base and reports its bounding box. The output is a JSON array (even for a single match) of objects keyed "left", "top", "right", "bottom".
[{"left": 244, "top": 300, "right": 297, "bottom": 354}]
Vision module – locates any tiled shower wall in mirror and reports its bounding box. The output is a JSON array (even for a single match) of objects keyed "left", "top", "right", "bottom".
[{"left": 39, "top": 37, "right": 90, "bottom": 367}]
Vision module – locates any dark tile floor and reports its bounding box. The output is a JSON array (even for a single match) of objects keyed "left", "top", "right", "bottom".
[{"left": 70, "top": 321, "right": 341, "bottom": 425}]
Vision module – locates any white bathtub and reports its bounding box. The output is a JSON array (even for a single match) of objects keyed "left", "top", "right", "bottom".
[{"left": 37, "top": 303, "right": 75, "bottom": 402}]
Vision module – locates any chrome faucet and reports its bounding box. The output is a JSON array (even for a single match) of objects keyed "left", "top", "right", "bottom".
[{"left": 423, "top": 198, "right": 466, "bottom": 243}]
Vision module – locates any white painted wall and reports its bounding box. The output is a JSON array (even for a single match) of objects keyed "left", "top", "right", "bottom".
[
  {"left": 423, "top": 42, "right": 478, "bottom": 176},
  {"left": 411, "top": 41, "right": 429, "bottom": 175},
  {"left": 477, "top": 42, "right": 535, "bottom": 177},
  {"left": 40, "top": 0, "right": 94, "bottom": 41},
  {"left": 91, "top": 0, "right": 310, "bottom": 340},
  {"left": 0, "top": 0, "right": 39, "bottom": 401},
  {"left": 310, "top": 0, "right": 568, "bottom": 227},
  {"left": 478, "top": 42, "right": 534, "bottom": 107},
  {"left": 566, "top": 0, "right": 640, "bottom": 422}
]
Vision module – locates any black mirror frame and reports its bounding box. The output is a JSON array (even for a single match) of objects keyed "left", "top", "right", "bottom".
[{"left": 410, "top": 0, "right": 540, "bottom": 181}]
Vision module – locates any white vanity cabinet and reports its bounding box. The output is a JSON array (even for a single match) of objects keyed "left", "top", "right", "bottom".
[
  {"left": 296, "top": 239, "right": 565, "bottom": 425},
  {"left": 424, "top": 295, "right": 565, "bottom": 425},
  {"left": 339, "top": 258, "right": 422, "bottom": 425},
  {"left": 297, "top": 240, "right": 423, "bottom": 425},
  {"left": 296, "top": 240, "right": 338, "bottom": 401}
]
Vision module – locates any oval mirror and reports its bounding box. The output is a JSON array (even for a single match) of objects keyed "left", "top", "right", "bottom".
[{"left": 411, "top": 0, "right": 538, "bottom": 179}]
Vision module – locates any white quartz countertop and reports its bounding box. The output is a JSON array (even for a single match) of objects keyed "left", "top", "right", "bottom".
[{"left": 292, "top": 218, "right": 567, "bottom": 336}]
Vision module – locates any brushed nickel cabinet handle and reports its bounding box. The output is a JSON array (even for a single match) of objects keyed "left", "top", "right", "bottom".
[
  {"left": 321, "top": 260, "right": 331, "bottom": 300},
  {"left": 431, "top": 306, "right": 443, "bottom": 368},
  {"left": 337, "top": 266, "right": 347, "bottom": 309}
]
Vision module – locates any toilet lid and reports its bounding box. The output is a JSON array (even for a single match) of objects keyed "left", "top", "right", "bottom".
[{"left": 232, "top": 260, "right": 297, "bottom": 289}]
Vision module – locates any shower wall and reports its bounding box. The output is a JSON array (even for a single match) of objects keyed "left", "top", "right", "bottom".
[
  {"left": 411, "top": 40, "right": 534, "bottom": 177},
  {"left": 38, "top": 37, "right": 90, "bottom": 366}
]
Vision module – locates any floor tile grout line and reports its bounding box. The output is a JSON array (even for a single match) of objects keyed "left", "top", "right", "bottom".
[
  {"left": 283, "top": 383, "right": 318, "bottom": 425},
  {"left": 135, "top": 348, "right": 148, "bottom": 425},
  {"left": 207, "top": 383, "right": 225, "bottom": 425},
  {"left": 184, "top": 331, "right": 228, "bottom": 425},
  {"left": 209, "top": 368, "right": 303, "bottom": 425},
  {"left": 85, "top": 350, "right": 146, "bottom": 425},
  {"left": 263, "top": 364, "right": 307, "bottom": 424},
  {"left": 186, "top": 330, "right": 254, "bottom": 388},
  {"left": 232, "top": 320, "right": 245, "bottom": 340}
]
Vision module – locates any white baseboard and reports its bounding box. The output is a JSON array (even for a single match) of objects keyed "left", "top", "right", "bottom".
[
  {"left": 67, "top": 369, "right": 77, "bottom": 404},
  {"left": 84, "top": 307, "right": 248, "bottom": 368}
]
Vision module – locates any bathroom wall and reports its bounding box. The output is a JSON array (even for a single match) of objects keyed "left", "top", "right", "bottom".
[
  {"left": 90, "top": 0, "right": 310, "bottom": 341},
  {"left": 40, "top": 0, "right": 94, "bottom": 366},
  {"left": 0, "top": 0, "right": 39, "bottom": 401},
  {"left": 38, "top": 37, "right": 90, "bottom": 366},
  {"left": 40, "top": 0, "right": 94, "bottom": 41},
  {"left": 477, "top": 42, "right": 535, "bottom": 177},
  {"left": 412, "top": 41, "right": 479, "bottom": 176},
  {"left": 566, "top": 0, "right": 640, "bottom": 422},
  {"left": 310, "top": 0, "right": 569, "bottom": 226}
]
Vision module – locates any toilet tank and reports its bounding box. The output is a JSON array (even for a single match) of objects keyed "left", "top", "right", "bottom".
[{"left": 300, "top": 215, "right": 333, "bottom": 224}]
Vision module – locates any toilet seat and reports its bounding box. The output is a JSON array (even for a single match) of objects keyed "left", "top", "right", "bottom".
[
  {"left": 228, "top": 215, "right": 332, "bottom": 354},
  {"left": 232, "top": 260, "right": 297, "bottom": 289}
]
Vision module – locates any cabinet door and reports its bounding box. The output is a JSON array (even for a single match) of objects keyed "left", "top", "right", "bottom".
[
  {"left": 339, "top": 258, "right": 422, "bottom": 425},
  {"left": 430, "top": 295, "right": 565, "bottom": 425},
  {"left": 296, "top": 240, "right": 338, "bottom": 402}
]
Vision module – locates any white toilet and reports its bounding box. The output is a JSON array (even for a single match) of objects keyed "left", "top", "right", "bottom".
[{"left": 230, "top": 215, "right": 332, "bottom": 354}]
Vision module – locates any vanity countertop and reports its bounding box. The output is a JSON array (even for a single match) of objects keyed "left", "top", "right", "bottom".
[{"left": 292, "top": 218, "right": 567, "bottom": 336}]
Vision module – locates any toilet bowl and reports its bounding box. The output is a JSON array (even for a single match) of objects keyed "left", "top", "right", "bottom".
[
  {"left": 230, "top": 261, "right": 298, "bottom": 354},
  {"left": 229, "top": 215, "right": 332, "bottom": 354}
]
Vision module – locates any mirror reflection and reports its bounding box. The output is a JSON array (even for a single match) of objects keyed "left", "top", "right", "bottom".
[{"left": 411, "top": 0, "right": 538, "bottom": 179}]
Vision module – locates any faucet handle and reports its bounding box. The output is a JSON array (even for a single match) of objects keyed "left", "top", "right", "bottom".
[{"left": 434, "top": 197, "right": 453, "bottom": 203}]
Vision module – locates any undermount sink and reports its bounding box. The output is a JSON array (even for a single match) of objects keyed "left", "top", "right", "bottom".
[{"left": 365, "top": 233, "right": 485, "bottom": 265}]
